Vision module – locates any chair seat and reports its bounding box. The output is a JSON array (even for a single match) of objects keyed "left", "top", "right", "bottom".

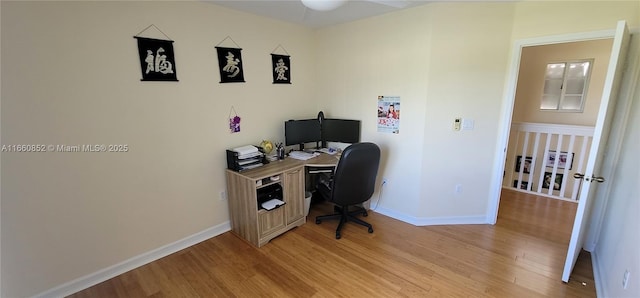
[{"left": 313, "top": 142, "right": 380, "bottom": 239}]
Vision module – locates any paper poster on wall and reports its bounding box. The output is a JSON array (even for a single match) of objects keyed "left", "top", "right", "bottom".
[{"left": 377, "top": 96, "right": 400, "bottom": 134}]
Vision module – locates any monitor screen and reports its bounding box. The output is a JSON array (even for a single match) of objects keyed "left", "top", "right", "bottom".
[
  {"left": 322, "top": 119, "right": 361, "bottom": 144},
  {"left": 284, "top": 119, "right": 321, "bottom": 147}
]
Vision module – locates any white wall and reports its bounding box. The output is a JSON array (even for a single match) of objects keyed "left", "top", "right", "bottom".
[
  {"left": 511, "top": 1, "right": 639, "bottom": 39},
  {"left": 1, "top": 1, "right": 639, "bottom": 297},
  {"left": 315, "top": 2, "right": 515, "bottom": 223},
  {"left": 1, "top": 2, "right": 315, "bottom": 297},
  {"left": 315, "top": 5, "right": 434, "bottom": 219},
  {"left": 419, "top": 3, "right": 515, "bottom": 220}
]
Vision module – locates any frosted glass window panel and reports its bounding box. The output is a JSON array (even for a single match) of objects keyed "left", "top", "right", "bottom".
[
  {"left": 565, "top": 78, "right": 586, "bottom": 94},
  {"left": 541, "top": 94, "right": 560, "bottom": 110},
  {"left": 560, "top": 95, "right": 584, "bottom": 110},
  {"left": 567, "top": 62, "right": 590, "bottom": 78},
  {"left": 544, "top": 79, "right": 563, "bottom": 95},
  {"left": 545, "top": 63, "right": 565, "bottom": 78}
]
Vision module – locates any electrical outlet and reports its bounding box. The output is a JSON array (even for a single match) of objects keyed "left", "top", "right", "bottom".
[
  {"left": 455, "top": 184, "right": 463, "bottom": 194},
  {"left": 219, "top": 191, "right": 226, "bottom": 200},
  {"left": 623, "top": 270, "right": 630, "bottom": 289}
]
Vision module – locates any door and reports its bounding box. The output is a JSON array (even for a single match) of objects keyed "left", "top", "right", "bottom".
[
  {"left": 283, "top": 167, "right": 305, "bottom": 224},
  {"left": 561, "top": 20, "right": 630, "bottom": 282}
]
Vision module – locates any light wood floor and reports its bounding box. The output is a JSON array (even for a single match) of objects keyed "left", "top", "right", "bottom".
[{"left": 69, "top": 189, "right": 595, "bottom": 297}]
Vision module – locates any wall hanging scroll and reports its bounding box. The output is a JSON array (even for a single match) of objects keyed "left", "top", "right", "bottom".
[
  {"left": 134, "top": 24, "right": 178, "bottom": 81},
  {"left": 215, "top": 36, "right": 245, "bottom": 83},
  {"left": 271, "top": 44, "right": 291, "bottom": 84}
]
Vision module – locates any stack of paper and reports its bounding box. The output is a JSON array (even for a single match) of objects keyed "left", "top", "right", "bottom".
[
  {"left": 232, "top": 145, "right": 263, "bottom": 171},
  {"left": 261, "top": 198, "right": 285, "bottom": 211},
  {"left": 289, "top": 151, "right": 318, "bottom": 160},
  {"left": 233, "top": 145, "right": 261, "bottom": 159}
]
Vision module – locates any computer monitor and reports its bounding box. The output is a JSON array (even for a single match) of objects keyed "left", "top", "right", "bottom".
[
  {"left": 321, "top": 119, "right": 361, "bottom": 146},
  {"left": 284, "top": 119, "right": 321, "bottom": 150}
]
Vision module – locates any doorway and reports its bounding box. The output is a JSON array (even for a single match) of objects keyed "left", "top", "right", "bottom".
[
  {"left": 497, "top": 38, "right": 613, "bottom": 283},
  {"left": 502, "top": 39, "right": 613, "bottom": 203},
  {"left": 489, "top": 21, "right": 630, "bottom": 282}
]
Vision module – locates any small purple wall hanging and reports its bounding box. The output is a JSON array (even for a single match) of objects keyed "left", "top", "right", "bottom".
[{"left": 229, "top": 106, "right": 241, "bottom": 133}]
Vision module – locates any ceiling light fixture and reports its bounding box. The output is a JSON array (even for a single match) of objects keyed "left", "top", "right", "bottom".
[{"left": 301, "top": 0, "right": 347, "bottom": 11}]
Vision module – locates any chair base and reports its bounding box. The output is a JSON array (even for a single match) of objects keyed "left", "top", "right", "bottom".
[{"left": 315, "top": 205, "right": 373, "bottom": 239}]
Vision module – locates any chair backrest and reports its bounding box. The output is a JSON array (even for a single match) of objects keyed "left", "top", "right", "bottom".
[{"left": 330, "top": 142, "right": 381, "bottom": 206}]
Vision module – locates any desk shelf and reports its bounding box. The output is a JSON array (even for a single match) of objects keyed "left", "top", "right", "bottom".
[
  {"left": 256, "top": 174, "right": 282, "bottom": 189},
  {"left": 225, "top": 154, "right": 338, "bottom": 247},
  {"left": 226, "top": 162, "right": 305, "bottom": 247}
]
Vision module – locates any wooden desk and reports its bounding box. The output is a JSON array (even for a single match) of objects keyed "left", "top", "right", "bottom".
[
  {"left": 225, "top": 153, "right": 339, "bottom": 247},
  {"left": 305, "top": 152, "right": 341, "bottom": 167}
]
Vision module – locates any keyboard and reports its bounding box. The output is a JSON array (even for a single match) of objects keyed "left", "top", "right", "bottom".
[{"left": 288, "top": 151, "right": 318, "bottom": 160}]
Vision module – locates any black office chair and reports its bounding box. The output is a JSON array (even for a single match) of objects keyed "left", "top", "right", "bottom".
[{"left": 315, "top": 142, "right": 381, "bottom": 239}]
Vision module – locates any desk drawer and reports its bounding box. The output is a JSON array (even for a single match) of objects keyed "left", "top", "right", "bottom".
[{"left": 258, "top": 207, "right": 285, "bottom": 237}]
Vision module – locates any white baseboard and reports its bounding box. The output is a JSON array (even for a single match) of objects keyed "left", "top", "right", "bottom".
[
  {"left": 591, "top": 250, "right": 606, "bottom": 298},
  {"left": 372, "top": 206, "right": 488, "bottom": 226},
  {"left": 584, "top": 241, "right": 596, "bottom": 252},
  {"left": 33, "top": 221, "right": 231, "bottom": 298}
]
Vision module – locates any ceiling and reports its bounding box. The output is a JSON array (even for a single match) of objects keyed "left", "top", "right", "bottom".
[{"left": 204, "top": 0, "right": 434, "bottom": 29}]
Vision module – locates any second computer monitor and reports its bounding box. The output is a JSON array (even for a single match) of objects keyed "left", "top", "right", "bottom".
[
  {"left": 284, "top": 119, "right": 322, "bottom": 150},
  {"left": 321, "top": 119, "right": 361, "bottom": 145}
]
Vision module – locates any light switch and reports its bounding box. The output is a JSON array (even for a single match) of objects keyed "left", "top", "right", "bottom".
[{"left": 462, "top": 119, "right": 475, "bottom": 130}]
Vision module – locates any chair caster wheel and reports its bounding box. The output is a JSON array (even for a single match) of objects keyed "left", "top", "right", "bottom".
[
  {"left": 368, "top": 227, "right": 374, "bottom": 233},
  {"left": 315, "top": 219, "right": 321, "bottom": 224},
  {"left": 336, "top": 232, "right": 341, "bottom": 239}
]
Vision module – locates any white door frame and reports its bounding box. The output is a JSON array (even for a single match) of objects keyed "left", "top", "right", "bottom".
[{"left": 486, "top": 28, "right": 618, "bottom": 224}]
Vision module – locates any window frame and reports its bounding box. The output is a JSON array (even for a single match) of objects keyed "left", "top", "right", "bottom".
[{"left": 539, "top": 59, "right": 594, "bottom": 113}]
